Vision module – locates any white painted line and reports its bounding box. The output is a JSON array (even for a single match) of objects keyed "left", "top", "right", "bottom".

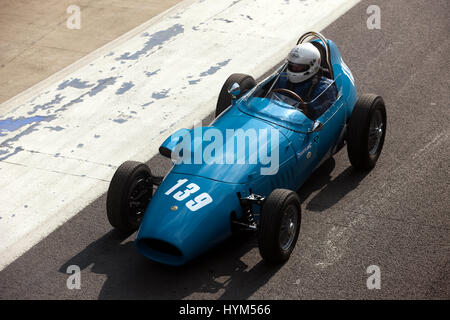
[{"left": 0, "top": 0, "right": 361, "bottom": 270}]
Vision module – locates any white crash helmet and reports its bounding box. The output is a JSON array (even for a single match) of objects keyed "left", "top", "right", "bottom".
[{"left": 286, "top": 43, "right": 321, "bottom": 83}]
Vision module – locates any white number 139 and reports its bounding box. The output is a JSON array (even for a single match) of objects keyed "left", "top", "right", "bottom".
[
  {"left": 186, "top": 193, "right": 213, "bottom": 211},
  {"left": 165, "top": 179, "right": 213, "bottom": 212},
  {"left": 173, "top": 183, "right": 199, "bottom": 201}
]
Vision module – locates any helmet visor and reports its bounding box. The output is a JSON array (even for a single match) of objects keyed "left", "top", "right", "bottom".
[{"left": 288, "top": 62, "right": 310, "bottom": 73}]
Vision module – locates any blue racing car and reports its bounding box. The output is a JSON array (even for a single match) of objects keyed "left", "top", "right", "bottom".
[{"left": 106, "top": 31, "right": 387, "bottom": 266}]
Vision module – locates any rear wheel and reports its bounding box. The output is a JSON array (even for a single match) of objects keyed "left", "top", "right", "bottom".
[
  {"left": 347, "top": 94, "right": 387, "bottom": 170},
  {"left": 215, "top": 73, "right": 256, "bottom": 117},
  {"left": 258, "top": 189, "right": 301, "bottom": 264},
  {"left": 106, "top": 161, "right": 153, "bottom": 233}
]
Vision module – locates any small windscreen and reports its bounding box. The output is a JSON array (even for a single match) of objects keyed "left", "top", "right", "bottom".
[{"left": 238, "top": 75, "right": 341, "bottom": 132}]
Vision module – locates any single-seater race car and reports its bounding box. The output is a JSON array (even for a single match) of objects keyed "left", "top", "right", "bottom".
[{"left": 106, "top": 31, "right": 387, "bottom": 266}]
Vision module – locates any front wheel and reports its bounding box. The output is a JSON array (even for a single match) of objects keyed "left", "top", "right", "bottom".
[
  {"left": 347, "top": 94, "right": 387, "bottom": 171},
  {"left": 215, "top": 73, "right": 256, "bottom": 117},
  {"left": 258, "top": 189, "right": 301, "bottom": 264},
  {"left": 106, "top": 161, "right": 153, "bottom": 233}
]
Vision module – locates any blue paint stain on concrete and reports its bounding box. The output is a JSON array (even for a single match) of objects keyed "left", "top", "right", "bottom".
[
  {"left": 0, "top": 114, "right": 56, "bottom": 161},
  {"left": 53, "top": 77, "right": 118, "bottom": 113},
  {"left": 44, "top": 126, "right": 64, "bottom": 131},
  {"left": 142, "top": 101, "right": 154, "bottom": 107},
  {"left": 189, "top": 79, "right": 201, "bottom": 85},
  {"left": 89, "top": 77, "right": 118, "bottom": 97},
  {"left": 0, "top": 73, "right": 121, "bottom": 161},
  {"left": 0, "top": 146, "right": 24, "bottom": 161},
  {"left": 113, "top": 118, "right": 127, "bottom": 124},
  {"left": 55, "top": 96, "right": 84, "bottom": 112},
  {"left": 152, "top": 89, "right": 170, "bottom": 100},
  {"left": 144, "top": 69, "right": 160, "bottom": 77},
  {"left": 116, "top": 81, "right": 134, "bottom": 95},
  {"left": 0, "top": 116, "right": 50, "bottom": 134},
  {"left": 214, "top": 18, "right": 233, "bottom": 23},
  {"left": 57, "top": 78, "right": 93, "bottom": 90},
  {"left": 116, "top": 24, "right": 184, "bottom": 61},
  {"left": 28, "top": 94, "right": 65, "bottom": 115},
  {"left": 200, "top": 59, "right": 232, "bottom": 77}
]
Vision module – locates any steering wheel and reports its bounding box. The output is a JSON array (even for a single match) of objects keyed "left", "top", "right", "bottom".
[{"left": 271, "top": 88, "right": 308, "bottom": 113}]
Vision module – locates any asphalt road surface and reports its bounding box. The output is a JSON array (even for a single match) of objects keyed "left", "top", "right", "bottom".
[{"left": 0, "top": 0, "right": 449, "bottom": 299}]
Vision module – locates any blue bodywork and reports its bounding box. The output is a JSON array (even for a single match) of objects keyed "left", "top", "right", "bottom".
[{"left": 135, "top": 39, "right": 358, "bottom": 265}]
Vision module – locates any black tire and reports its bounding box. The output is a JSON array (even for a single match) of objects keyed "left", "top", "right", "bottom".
[
  {"left": 106, "top": 161, "right": 153, "bottom": 233},
  {"left": 347, "top": 94, "right": 387, "bottom": 171},
  {"left": 258, "top": 189, "right": 301, "bottom": 264},
  {"left": 215, "top": 73, "right": 256, "bottom": 117}
]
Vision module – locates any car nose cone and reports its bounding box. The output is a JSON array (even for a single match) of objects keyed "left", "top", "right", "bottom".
[{"left": 135, "top": 172, "right": 241, "bottom": 265}]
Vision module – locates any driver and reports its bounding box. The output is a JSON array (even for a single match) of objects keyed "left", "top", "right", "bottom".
[{"left": 274, "top": 43, "right": 337, "bottom": 119}]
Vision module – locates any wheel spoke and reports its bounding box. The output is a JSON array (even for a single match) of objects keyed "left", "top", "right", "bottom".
[
  {"left": 279, "top": 205, "right": 298, "bottom": 251},
  {"left": 127, "top": 176, "right": 152, "bottom": 222},
  {"left": 130, "top": 188, "right": 149, "bottom": 202},
  {"left": 368, "top": 110, "right": 384, "bottom": 155}
]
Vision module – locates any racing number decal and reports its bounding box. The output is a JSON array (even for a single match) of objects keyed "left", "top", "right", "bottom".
[
  {"left": 173, "top": 183, "right": 200, "bottom": 201},
  {"left": 165, "top": 179, "right": 213, "bottom": 212},
  {"left": 186, "top": 193, "right": 213, "bottom": 211},
  {"left": 164, "top": 178, "right": 188, "bottom": 195}
]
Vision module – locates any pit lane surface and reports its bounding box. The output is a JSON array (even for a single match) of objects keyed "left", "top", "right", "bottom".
[{"left": 0, "top": 0, "right": 449, "bottom": 299}]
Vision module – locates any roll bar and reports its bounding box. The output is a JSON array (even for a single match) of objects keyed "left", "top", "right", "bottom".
[{"left": 297, "top": 31, "right": 334, "bottom": 79}]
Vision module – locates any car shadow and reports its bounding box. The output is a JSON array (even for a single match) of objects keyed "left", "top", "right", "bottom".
[
  {"left": 59, "top": 229, "right": 281, "bottom": 299},
  {"left": 297, "top": 157, "right": 369, "bottom": 212},
  {"left": 58, "top": 156, "right": 369, "bottom": 300}
]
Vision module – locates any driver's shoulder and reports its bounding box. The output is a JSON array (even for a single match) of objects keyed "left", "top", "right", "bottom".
[
  {"left": 316, "top": 76, "right": 335, "bottom": 92},
  {"left": 276, "top": 74, "right": 288, "bottom": 88},
  {"left": 319, "top": 76, "right": 334, "bottom": 85}
]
